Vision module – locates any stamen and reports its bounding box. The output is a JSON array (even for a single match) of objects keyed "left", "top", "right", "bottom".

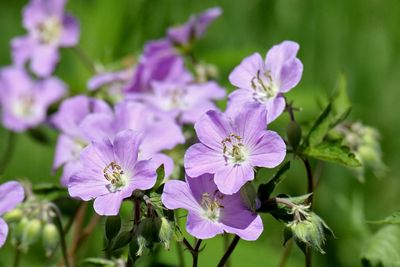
[
  {"left": 103, "top": 162, "right": 126, "bottom": 191},
  {"left": 201, "top": 192, "right": 223, "bottom": 221},
  {"left": 221, "top": 134, "right": 247, "bottom": 164}
]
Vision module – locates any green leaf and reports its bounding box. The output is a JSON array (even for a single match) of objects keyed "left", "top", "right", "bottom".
[
  {"left": 370, "top": 211, "right": 400, "bottom": 225},
  {"left": 306, "top": 103, "right": 333, "bottom": 146},
  {"left": 31, "top": 183, "right": 68, "bottom": 200},
  {"left": 110, "top": 231, "right": 133, "bottom": 252},
  {"left": 240, "top": 182, "right": 258, "bottom": 212},
  {"left": 331, "top": 73, "right": 351, "bottom": 125},
  {"left": 81, "top": 257, "right": 116, "bottom": 267},
  {"left": 27, "top": 127, "right": 51, "bottom": 145},
  {"left": 302, "top": 142, "right": 361, "bottom": 167},
  {"left": 361, "top": 225, "right": 400, "bottom": 267},
  {"left": 105, "top": 215, "right": 121, "bottom": 241},
  {"left": 258, "top": 161, "right": 291, "bottom": 201},
  {"left": 153, "top": 164, "right": 165, "bottom": 190}
]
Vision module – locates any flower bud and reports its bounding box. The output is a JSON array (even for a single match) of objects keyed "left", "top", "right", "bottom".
[
  {"left": 42, "top": 223, "right": 59, "bottom": 257},
  {"left": 3, "top": 208, "right": 23, "bottom": 223},
  {"left": 158, "top": 217, "right": 173, "bottom": 250},
  {"left": 21, "top": 219, "right": 42, "bottom": 249},
  {"left": 12, "top": 217, "right": 29, "bottom": 246}
]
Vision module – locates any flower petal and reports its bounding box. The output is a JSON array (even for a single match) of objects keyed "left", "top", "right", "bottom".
[
  {"left": 31, "top": 45, "right": 59, "bottom": 77},
  {"left": 264, "top": 95, "right": 286, "bottom": 123},
  {"left": 214, "top": 164, "right": 254, "bottom": 194},
  {"left": 11, "top": 36, "right": 33, "bottom": 67},
  {"left": 229, "top": 53, "right": 264, "bottom": 90},
  {"left": 93, "top": 192, "right": 123, "bottom": 216},
  {"left": 0, "top": 218, "right": 9, "bottom": 248},
  {"left": 130, "top": 160, "right": 157, "bottom": 191},
  {"left": 225, "top": 89, "right": 253, "bottom": 118},
  {"left": 184, "top": 143, "right": 225, "bottom": 178},
  {"left": 0, "top": 181, "right": 25, "bottom": 215},
  {"left": 68, "top": 171, "right": 109, "bottom": 201},
  {"left": 186, "top": 174, "right": 218, "bottom": 203},
  {"left": 194, "top": 110, "right": 233, "bottom": 150},
  {"left": 224, "top": 215, "right": 263, "bottom": 241},
  {"left": 60, "top": 14, "right": 79, "bottom": 47},
  {"left": 113, "top": 129, "right": 141, "bottom": 171},
  {"left": 249, "top": 130, "right": 286, "bottom": 168},
  {"left": 161, "top": 180, "right": 202, "bottom": 213},
  {"left": 79, "top": 113, "right": 115, "bottom": 142},
  {"left": 186, "top": 212, "right": 224, "bottom": 239}
]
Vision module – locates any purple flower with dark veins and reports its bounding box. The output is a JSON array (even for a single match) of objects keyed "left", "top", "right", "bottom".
[
  {"left": 68, "top": 130, "right": 157, "bottom": 216},
  {"left": 167, "top": 7, "right": 222, "bottom": 46},
  {"left": 125, "top": 39, "right": 192, "bottom": 93},
  {"left": 78, "top": 101, "right": 185, "bottom": 178},
  {"left": 227, "top": 41, "right": 303, "bottom": 123},
  {"left": 0, "top": 67, "right": 66, "bottom": 132},
  {"left": 136, "top": 80, "right": 225, "bottom": 124},
  {"left": 0, "top": 181, "right": 25, "bottom": 247},
  {"left": 185, "top": 103, "right": 286, "bottom": 194},
  {"left": 161, "top": 174, "right": 263, "bottom": 240},
  {"left": 51, "top": 95, "right": 112, "bottom": 186},
  {"left": 12, "top": 0, "right": 80, "bottom": 77}
]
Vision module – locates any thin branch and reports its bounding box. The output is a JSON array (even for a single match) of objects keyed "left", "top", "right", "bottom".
[{"left": 217, "top": 235, "right": 240, "bottom": 267}]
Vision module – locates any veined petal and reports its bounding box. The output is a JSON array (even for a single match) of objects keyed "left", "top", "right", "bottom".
[
  {"left": 130, "top": 160, "right": 157, "bottom": 191},
  {"left": 161, "top": 180, "right": 202, "bottom": 213},
  {"left": 113, "top": 130, "right": 141, "bottom": 171},
  {"left": 79, "top": 113, "right": 115, "bottom": 142},
  {"left": 186, "top": 174, "right": 219, "bottom": 203},
  {"left": 186, "top": 212, "right": 224, "bottom": 239},
  {"left": 249, "top": 130, "right": 286, "bottom": 168},
  {"left": 68, "top": 171, "right": 109, "bottom": 201},
  {"left": 0, "top": 218, "right": 8, "bottom": 248},
  {"left": 93, "top": 192, "right": 124, "bottom": 216},
  {"left": 264, "top": 95, "right": 286, "bottom": 123},
  {"left": 80, "top": 139, "right": 114, "bottom": 172},
  {"left": 224, "top": 215, "right": 263, "bottom": 241},
  {"left": 229, "top": 53, "right": 264, "bottom": 90},
  {"left": 0, "top": 181, "right": 25, "bottom": 215},
  {"left": 225, "top": 89, "right": 253, "bottom": 118},
  {"left": 214, "top": 164, "right": 254, "bottom": 194},
  {"left": 60, "top": 160, "right": 82, "bottom": 187},
  {"left": 194, "top": 110, "right": 233, "bottom": 150},
  {"left": 184, "top": 143, "right": 225, "bottom": 178}
]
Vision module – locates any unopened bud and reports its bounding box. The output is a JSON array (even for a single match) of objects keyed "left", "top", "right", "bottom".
[
  {"left": 42, "top": 223, "right": 59, "bottom": 257},
  {"left": 21, "top": 219, "right": 42, "bottom": 249},
  {"left": 3, "top": 208, "right": 23, "bottom": 223},
  {"left": 12, "top": 217, "right": 29, "bottom": 246},
  {"left": 158, "top": 217, "right": 173, "bottom": 250}
]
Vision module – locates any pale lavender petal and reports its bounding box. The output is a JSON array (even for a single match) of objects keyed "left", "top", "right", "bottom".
[
  {"left": 129, "top": 160, "right": 157, "bottom": 191},
  {"left": 167, "top": 23, "right": 192, "bottom": 45},
  {"left": 11, "top": 36, "right": 33, "bottom": 67},
  {"left": 80, "top": 139, "right": 114, "bottom": 172},
  {"left": 186, "top": 174, "right": 218, "bottom": 203},
  {"left": 113, "top": 130, "right": 141, "bottom": 171},
  {"left": 249, "top": 131, "right": 286, "bottom": 168},
  {"left": 93, "top": 192, "right": 123, "bottom": 216},
  {"left": 194, "top": 110, "right": 233, "bottom": 150},
  {"left": 36, "top": 77, "right": 66, "bottom": 105},
  {"left": 31, "top": 45, "right": 59, "bottom": 77},
  {"left": 0, "top": 218, "right": 8, "bottom": 248},
  {"left": 79, "top": 113, "right": 115, "bottom": 142},
  {"left": 60, "top": 14, "right": 79, "bottom": 47},
  {"left": 265, "top": 95, "right": 286, "bottom": 123},
  {"left": 60, "top": 160, "right": 82, "bottom": 187},
  {"left": 53, "top": 134, "right": 82, "bottom": 170},
  {"left": 214, "top": 164, "right": 254, "bottom": 194},
  {"left": 219, "top": 193, "right": 257, "bottom": 229},
  {"left": 229, "top": 53, "right": 264, "bottom": 90},
  {"left": 224, "top": 215, "right": 263, "bottom": 241},
  {"left": 186, "top": 212, "right": 224, "bottom": 239},
  {"left": 0, "top": 181, "right": 25, "bottom": 215},
  {"left": 225, "top": 89, "right": 254, "bottom": 117},
  {"left": 194, "top": 7, "right": 222, "bottom": 37},
  {"left": 161, "top": 180, "right": 202, "bottom": 213},
  {"left": 68, "top": 171, "right": 109, "bottom": 201},
  {"left": 234, "top": 102, "right": 267, "bottom": 147},
  {"left": 181, "top": 100, "right": 217, "bottom": 125},
  {"left": 142, "top": 153, "right": 174, "bottom": 178},
  {"left": 184, "top": 143, "right": 225, "bottom": 178},
  {"left": 265, "top": 41, "right": 302, "bottom": 93}
]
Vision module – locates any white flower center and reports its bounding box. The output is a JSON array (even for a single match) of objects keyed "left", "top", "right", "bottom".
[
  {"left": 103, "top": 162, "right": 129, "bottom": 192},
  {"left": 160, "top": 86, "right": 188, "bottom": 111},
  {"left": 251, "top": 70, "right": 279, "bottom": 102},
  {"left": 200, "top": 192, "right": 223, "bottom": 222},
  {"left": 12, "top": 94, "right": 36, "bottom": 118},
  {"left": 222, "top": 134, "right": 248, "bottom": 164},
  {"left": 35, "top": 17, "right": 62, "bottom": 45}
]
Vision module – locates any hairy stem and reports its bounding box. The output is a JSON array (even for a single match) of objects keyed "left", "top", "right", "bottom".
[{"left": 217, "top": 235, "right": 240, "bottom": 267}]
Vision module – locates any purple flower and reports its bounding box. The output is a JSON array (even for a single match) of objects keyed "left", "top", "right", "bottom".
[
  {"left": 184, "top": 103, "right": 286, "bottom": 194},
  {"left": 0, "top": 67, "right": 66, "bottom": 132},
  {"left": 12, "top": 0, "right": 80, "bottom": 77},
  {"left": 167, "top": 7, "right": 222, "bottom": 46},
  {"left": 0, "top": 181, "right": 25, "bottom": 247},
  {"left": 227, "top": 41, "right": 303, "bottom": 123},
  {"left": 161, "top": 174, "right": 263, "bottom": 240},
  {"left": 68, "top": 130, "right": 157, "bottom": 216},
  {"left": 133, "top": 80, "right": 225, "bottom": 124},
  {"left": 51, "top": 95, "right": 112, "bottom": 186},
  {"left": 78, "top": 101, "right": 185, "bottom": 177},
  {"left": 125, "top": 39, "right": 192, "bottom": 93}
]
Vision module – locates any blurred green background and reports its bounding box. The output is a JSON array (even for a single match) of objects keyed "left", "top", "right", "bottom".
[{"left": 1, "top": 0, "right": 400, "bottom": 266}]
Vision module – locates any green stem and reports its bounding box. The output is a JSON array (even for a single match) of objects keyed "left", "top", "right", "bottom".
[
  {"left": 49, "top": 203, "right": 71, "bottom": 267},
  {"left": 278, "top": 239, "right": 293, "bottom": 267},
  {"left": 0, "top": 131, "right": 17, "bottom": 176},
  {"left": 13, "top": 247, "right": 21, "bottom": 267},
  {"left": 192, "top": 239, "right": 202, "bottom": 267},
  {"left": 176, "top": 241, "right": 186, "bottom": 267},
  {"left": 302, "top": 157, "right": 314, "bottom": 267},
  {"left": 223, "top": 235, "right": 231, "bottom": 267},
  {"left": 217, "top": 235, "right": 240, "bottom": 267},
  {"left": 72, "top": 46, "right": 96, "bottom": 74}
]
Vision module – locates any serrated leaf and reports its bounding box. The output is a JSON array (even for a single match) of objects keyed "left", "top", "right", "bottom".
[
  {"left": 105, "top": 215, "right": 121, "bottom": 241},
  {"left": 258, "top": 161, "right": 291, "bottom": 201},
  {"left": 361, "top": 225, "right": 400, "bottom": 267},
  {"left": 370, "top": 211, "right": 400, "bottom": 225},
  {"left": 302, "top": 142, "right": 361, "bottom": 167}
]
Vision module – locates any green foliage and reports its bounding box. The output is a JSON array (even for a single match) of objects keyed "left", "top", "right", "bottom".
[
  {"left": 240, "top": 182, "right": 258, "bottom": 212},
  {"left": 153, "top": 164, "right": 165, "bottom": 191},
  {"left": 370, "top": 211, "right": 400, "bottom": 225},
  {"left": 257, "top": 161, "right": 291, "bottom": 202},
  {"left": 361, "top": 225, "right": 400, "bottom": 267},
  {"left": 105, "top": 215, "right": 122, "bottom": 241},
  {"left": 81, "top": 258, "right": 116, "bottom": 267}
]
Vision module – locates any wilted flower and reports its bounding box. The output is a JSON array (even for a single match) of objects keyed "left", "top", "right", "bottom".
[
  {"left": 79, "top": 101, "right": 185, "bottom": 177},
  {"left": 185, "top": 103, "right": 286, "bottom": 194},
  {"left": 161, "top": 174, "right": 263, "bottom": 240},
  {"left": 12, "top": 0, "right": 80, "bottom": 77},
  {"left": 68, "top": 130, "right": 157, "bottom": 215},
  {"left": 0, "top": 67, "right": 66, "bottom": 132},
  {"left": 51, "top": 95, "right": 111, "bottom": 186},
  {"left": 134, "top": 80, "right": 225, "bottom": 124},
  {"left": 167, "top": 7, "right": 222, "bottom": 46},
  {"left": 0, "top": 181, "right": 25, "bottom": 247},
  {"left": 125, "top": 39, "right": 192, "bottom": 93},
  {"left": 227, "top": 41, "right": 303, "bottom": 123}
]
